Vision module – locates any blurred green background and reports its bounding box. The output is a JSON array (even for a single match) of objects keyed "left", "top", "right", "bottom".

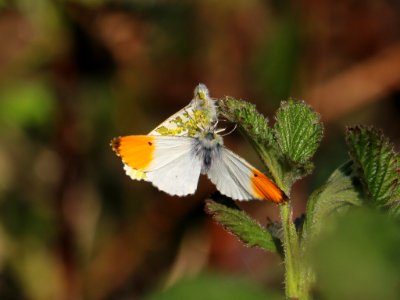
[{"left": 0, "top": 0, "right": 399, "bottom": 299}]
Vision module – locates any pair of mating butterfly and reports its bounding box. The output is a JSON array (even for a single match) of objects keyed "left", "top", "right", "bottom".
[{"left": 111, "top": 84, "right": 287, "bottom": 204}]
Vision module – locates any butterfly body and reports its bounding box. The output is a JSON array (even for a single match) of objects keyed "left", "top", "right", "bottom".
[{"left": 190, "top": 130, "right": 221, "bottom": 174}]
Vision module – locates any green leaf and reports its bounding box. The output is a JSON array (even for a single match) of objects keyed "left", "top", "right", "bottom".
[
  {"left": 274, "top": 100, "right": 323, "bottom": 165},
  {"left": 219, "top": 97, "right": 287, "bottom": 192},
  {"left": 346, "top": 126, "right": 400, "bottom": 210},
  {"left": 303, "top": 161, "right": 364, "bottom": 241},
  {"left": 145, "top": 273, "right": 284, "bottom": 300},
  {"left": 205, "top": 198, "right": 277, "bottom": 252},
  {"left": 272, "top": 100, "right": 323, "bottom": 190},
  {"left": 219, "top": 96, "right": 274, "bottom": 146},
  {"left": 388, "top": 162, "right": 400, "bottom": 217}
]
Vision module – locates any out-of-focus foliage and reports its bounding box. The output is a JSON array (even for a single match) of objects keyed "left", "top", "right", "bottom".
[
  {"left": 310, "top": 209, "right": 400, "bottom": 300},
  {"left": 0, "top": 81, "right": 55, "bottom": 129},
  {"left": 304, "top": 161, "right": 363, "bottom": 240},
  {"left": 145, "top": 273, "right": 284, "bottom": 300},
  {"left": 0, "top": 0, "right": 399, "bottom": 299},
  {"left": 253, "top": 15, "right": 299, "bottom": 102}
]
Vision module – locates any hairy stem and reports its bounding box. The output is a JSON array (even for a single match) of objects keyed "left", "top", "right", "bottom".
[{"left": 280, "top": 202, "right": 300, "bottom": 298}]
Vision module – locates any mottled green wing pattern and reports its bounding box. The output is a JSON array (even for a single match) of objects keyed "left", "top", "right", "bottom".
[{"left": 150, "top": 83, "right": 217, "bottom": 137}]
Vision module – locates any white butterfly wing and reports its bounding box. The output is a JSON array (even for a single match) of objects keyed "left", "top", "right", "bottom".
[
  {"left": 113, "top": 135, "right": 202, "bottom": 196},
  {"left": 126, "top": 84, "right": 217, "bottom": 181},
  {"left": 147, "top": 137, "right": 202, "bottom": 196},
  {"left": 148, "top": 103, "right": 194, "bottom": 136},
  {"left": 128, "top": 103, "right": 197, "bottom": 180},
  {"left": 124, "top": 104, "right": 195, "bottom": 182},
  {"left": 206, "top": 148, "right": 254, "bottom": 200},
  {"left": 206, "top": 147, "right": 285, "bottom": 203}
]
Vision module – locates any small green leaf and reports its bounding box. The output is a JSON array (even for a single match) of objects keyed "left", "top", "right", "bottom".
[
  {"left": 274, "top": 100, "right": 323, "bottom": 164},
  {"left": 346, "top": 126, "right": 400, "bottom": 210},
  {"left": 205, "top": 198, "right": 277, "bottom": 252},
  {"left": 219, "top": 97, "right": 286, "bottom": 191},
  {"left": 219, "top": 97, "right": 274, "bottom": 146},
  {"left": 304, "top": 161, "right": 363, "bottom": 241}
]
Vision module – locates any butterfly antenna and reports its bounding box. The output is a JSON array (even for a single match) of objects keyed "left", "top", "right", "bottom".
[
  {"left": 217, "top": 116, "right": 229, "bottom": 122},
  {"left": 213, "top": 118, "right": 219, "bottom": 129},
  {"left": 214, "top": 118, "right": 233, "bottom": 129},
  {"left": 220, "top": 123, "right": 237, "bottom": 136},
  {"left": 212, "top": 119, "right": 228, "bottom": 135}
]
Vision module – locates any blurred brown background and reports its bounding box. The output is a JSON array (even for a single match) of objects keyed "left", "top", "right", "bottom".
[{"left": 0, "top": 0, "right": 399, "bottom": 299}]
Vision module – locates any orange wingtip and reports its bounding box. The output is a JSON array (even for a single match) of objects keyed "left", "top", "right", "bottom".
[
  {"left": 110, "top": 135, "right": 155, "bottom": 171},
  {"left": 251, "top": 169, "right": 287, "bottom": 204}
]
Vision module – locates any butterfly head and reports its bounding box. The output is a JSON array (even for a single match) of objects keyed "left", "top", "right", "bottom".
[
  {"left": 195, "top": 125, "right": 223, "bottom": 147},
  {"left": 192, "top": 84, "right": 217, "bottom": 119},
  {"left": 194, "top": 83, "right": 210, "bottom": 101}
]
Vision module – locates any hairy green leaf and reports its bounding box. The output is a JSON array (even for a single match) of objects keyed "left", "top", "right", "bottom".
[
  {"left": 346, "top": 126, "right": 400, "bottom": 210},
  {"left": 219, "top": 97, "right": 286, "bottom": 191},
  {"left": 274, "top": 100, "right": 323, "bottom": 165},
  {"left": 388, "top": 158, "right": 400, "bottom": 217},
  {"left": 205, "top": 198, "right": 277, "bottom": 252},
  {"left": 304, "top": 161, "right": 363, "bottom": 241},
  {"left": 219, "top": 96, "right": 274, "bottom": 146}
]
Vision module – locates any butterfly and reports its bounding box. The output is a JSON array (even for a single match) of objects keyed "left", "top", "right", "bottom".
[
  {"left": 122, "top": 84, "right": 218, "bottom": 181},
  {"left": 111, "top": 123, "right": 286, "bottom": 204}
]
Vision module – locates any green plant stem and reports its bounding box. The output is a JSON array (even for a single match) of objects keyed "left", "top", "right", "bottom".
[
  {"left": 298, "top": 264, "right": 314, "bottom": 300},
  {"left": 280, "top": 201, "right": 300, "bottom": 298},
  {"left": 280, "top": 201, "right": 313, "bottom": 300}
]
